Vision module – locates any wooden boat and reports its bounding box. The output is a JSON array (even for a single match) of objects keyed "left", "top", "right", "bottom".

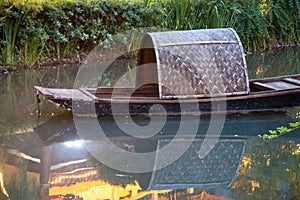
[
  {"left": 34, "top": 74, "right": 300, "bottom": 116},
  {"left": 35, "top": 29, "right": 300, "bottom": 116}
]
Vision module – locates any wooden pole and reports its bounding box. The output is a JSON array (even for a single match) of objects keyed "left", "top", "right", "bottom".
[
  {"left": 187, "top": 188, "right": 194, "bottom": 194},
  {"left": 112, "top": 186, "right": 119, "bottom": 200},
  {"left": 152, "top": 190, "right": 158, "bottom": 200},
  {"left": 0, "top": 172, "right": 9, "bottom": 200},
  {"left": 40, "top": 145, "right": 51, "bottom": 200}
]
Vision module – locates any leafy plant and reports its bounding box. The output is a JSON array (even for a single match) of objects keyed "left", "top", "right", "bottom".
[
  {"left": 267, "top": 0, "right": 300, "bottom": 46},
  {"left": 20, "top": 18, "right": 49, "bottom": 66},
  {"left": 259, "top": 115, "right": 300, "bottom": 139}
]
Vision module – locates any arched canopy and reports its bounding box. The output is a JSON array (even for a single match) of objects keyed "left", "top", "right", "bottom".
[{"left": 136, "top": 28, "right": 249, "bottom": 99}]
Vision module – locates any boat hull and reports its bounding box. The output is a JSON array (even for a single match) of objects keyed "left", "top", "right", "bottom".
[{"left": 49, "top": 90, "right": 300, "bottom": 116}]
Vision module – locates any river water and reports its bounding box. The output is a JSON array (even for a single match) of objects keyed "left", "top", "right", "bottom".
[{"left": 0, "top": 47, "right": 299, "bottom": 199}]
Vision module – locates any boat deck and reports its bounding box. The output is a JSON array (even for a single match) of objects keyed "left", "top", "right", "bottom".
[
  {"left": 34, "top": 86, "right": 97, "bottom": 102},
  {"left": 251, "top": 76, "right": 300, "bottom": 91}
]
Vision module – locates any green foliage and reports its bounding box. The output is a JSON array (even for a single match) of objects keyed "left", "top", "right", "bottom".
[
  {"left": 0, "top": 6, "right": 10, "bottom": 27},
  {"left": 260, "top": 115, "right": 300, "bottom": 139},
  {"left": 159, "top": 0, "right": 299, "bottom": 51},
  {"left": 1, "top": 8, "right": 24, "bottom": 64},
  {"left": 0, "top": 0, "right": 158, "bottom": 67},
  {"left": 160, "top": 0, "right": 242, "bottom": 30},
  {"left": 20, "top": 17, "right": 49, "bottom": 66},
  {"left": 267, "top": 0, "right": 300, "bottom": 45},
  {"left": 234, "top": 0, "right": 272, "bottom": 51},
  {"left": 0, "top": 0, "right": 299, "bottom": 67}
]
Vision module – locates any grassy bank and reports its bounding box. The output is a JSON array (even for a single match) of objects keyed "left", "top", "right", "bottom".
[{"left": 0, "top": 0, "right": 299, "bottom": 70}]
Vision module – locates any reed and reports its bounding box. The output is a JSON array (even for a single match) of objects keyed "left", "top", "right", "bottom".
[
  {"left": 22, "top": 26, "right": 48, "bottom": 66},
  {"left": 2, "top": 13, "right": 23, "bottom": 64},
  {"left": 158, "top": 0, "right": 299, "bottom": 51},
  {"left": 159, "top": 0, "right": 196, "bottom": 30}
]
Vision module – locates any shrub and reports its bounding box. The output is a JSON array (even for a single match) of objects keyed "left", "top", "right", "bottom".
[
  {"left": 0, "top": 0, "right": 161, "bottom": 67},
  {"left": 0, "top": 0, "right": 299, "bottom": 67}
]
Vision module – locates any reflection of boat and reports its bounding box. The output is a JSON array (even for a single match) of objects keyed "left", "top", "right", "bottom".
[
  {"left": 32, "top": 113, "right": 247, "bottom": 199},
  {"left": 2, "top": 111, "right": 299, "bottom": 199},
  {"left": 147, "top": 137, "right": 246, "bottom": 190},
  {"left": 35, "top": 28, "right": 300, "bottom": 116}
]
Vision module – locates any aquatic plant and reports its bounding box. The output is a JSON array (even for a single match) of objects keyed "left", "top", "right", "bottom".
[
  {"left": 259, "top": 115, "right": 300, "bottom": 140},
  {"left": 234, "top": 0, "right": 272, "bottom": 51}
]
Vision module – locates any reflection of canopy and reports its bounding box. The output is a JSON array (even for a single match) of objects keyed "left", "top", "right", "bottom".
[
  {"left": 35, "top": 114, "right": 247, "bottom": 191},
  {"left": 137, "top": 28, "right": 249, "bottom": 99},
  {"left": 148, "top": 137, "right": 246, "bottom": 190}
]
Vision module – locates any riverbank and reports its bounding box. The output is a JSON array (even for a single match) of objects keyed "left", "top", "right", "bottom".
[{"left": 0, "top": 0, "right": 299, "bottom": 72}]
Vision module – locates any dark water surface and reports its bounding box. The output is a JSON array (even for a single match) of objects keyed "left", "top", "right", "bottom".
[{"left": 0, "top": 47, "right": 299, "bottom": 199}]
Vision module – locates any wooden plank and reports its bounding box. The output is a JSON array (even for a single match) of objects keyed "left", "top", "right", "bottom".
[
  {"left": 93, "top": 87, "right": 134, "bottom": 94},
  {"left": 283, "top": 77, "right": 300, "bottom": 86},
  {"left": 35, "top": 86, "right": 94, "bottom": 102},
  {"left": 253, "top": 81, "right": 300, "bottom": 90},
  {"left": 79, "top": 88, "right": 98, "bottom": 100},
  {"left": 252, "top": 82, "right": 277, "bottom": 90},
  {"left": 267, "top": 81, "right": 300, "bottom": 90}
]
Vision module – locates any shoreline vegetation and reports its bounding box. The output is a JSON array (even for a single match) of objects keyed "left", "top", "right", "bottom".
[{"left": 0, "top": 0, "right": 299, "bottom": 72}]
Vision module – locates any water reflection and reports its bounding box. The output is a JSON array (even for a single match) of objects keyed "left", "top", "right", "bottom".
[
  {"left": 231, "top": 139, "right": 300, "bottom": 199},
  {"left": 1, "top": 113, "right": 300, "bottom": 199},
  {"left": 0, "top": 66, "right": 78, "bottom": 136},
  {"left": 0, "top": 48, "right": 300, "bottom": 199},
  {"left": 246, "top": 47, "right": 300, "bottom": 79},
  {"left": 0, "top": 47, "right": 299, "bottom": 137}
]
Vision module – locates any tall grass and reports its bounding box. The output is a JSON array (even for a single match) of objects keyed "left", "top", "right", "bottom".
[
  {"left": 2, "top": 12, "right": 23, "bottom": 64},
  {"left": 22, "top": 21, "right": 49, "bottom": 66},
  {"left": 160, "top": 0, "right": 242, "bottom": 30},
  {"left": 234, "top": 0, "right": 272, "bottom": 51},
  {"left": 145, "top": 0, "right": 299, "bottom": 51},
  {"left": 268, "top": 0, "right": 300, "bottom": 45}
]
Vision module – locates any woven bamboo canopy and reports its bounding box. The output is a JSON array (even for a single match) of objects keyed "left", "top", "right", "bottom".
[{"left": 136, "top": 28, "right": 249, "bottom": 99}]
